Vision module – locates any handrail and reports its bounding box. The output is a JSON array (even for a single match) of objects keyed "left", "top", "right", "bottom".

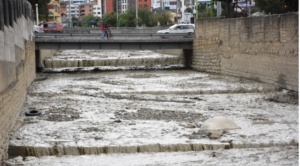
[{"left": 34, "top": 33, "right": 195, "bottom": 39}]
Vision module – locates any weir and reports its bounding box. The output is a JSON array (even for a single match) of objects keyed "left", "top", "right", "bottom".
[
  {"left": 43, "top": 54, "right": 183, "bottom": 69},
  {"left": 36, "top": 49, "right": 194, "bottom": 72}
]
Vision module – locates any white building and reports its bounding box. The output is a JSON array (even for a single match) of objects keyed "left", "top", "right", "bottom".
[
  {"left": 64, "top": 0, "right": 102, "bottom": 18},
  {"left": 120, "top": 0, "right": 128, "bottom": 13},
  {"left": 66, "top": 3, "right": 81, "bottom": 17},
  {"left": 93, "top": 5, "right": 102, "bottom": 17},
  {"left": 63, "top": 0, "right": 86, "bottom": 18},
  {"left": 152, "top": 0, "right": 194, "bottom": 23}
]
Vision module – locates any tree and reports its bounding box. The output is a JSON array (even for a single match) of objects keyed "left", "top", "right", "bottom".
[
  {"left": 149, "top": 13, "right": 160, "bottom": 27},
  {"left": 27, "top": 0, "right": 51, "bottom": 22},
  {"left": 256, "top": 0, "right": 285, "bottom": 14},
  {"left": 284, "top": 0, "right": 299, "bottom": 12},
  {"left": 81, "top": 14, "right": 100, "bottom": 27},
  {"left": 118, "top": 9, "right": 139, "bottom": 27},
  {"left": 102, "top": 12, "right": 117, "bottom": 27},
  {"left": 185, "top": 7, "right": 193, "bottom": 13},
  {"left": 255, "top": 0, "right": 298, "bottom": 14},
  {"left": 209, "top": 0, "right": 216, "bottom": 17},
  {"left": 138, "top": 8, "right": 153, "bottom": 26},
  {"left": 72, "top": 17, "right": 81, "bottom": 27},
  {"left": 157, "top": 11, "right": 173, "bottom": 26},
  {"left": 198, "top": 2, "right": 210, "bottom": 18}
]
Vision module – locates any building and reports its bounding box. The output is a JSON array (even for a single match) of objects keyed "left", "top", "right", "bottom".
[
  {"left": 79, "top": 3, "right": 94, "bottom": 17},
  {"left": 93, "top": 5, "right": 102, "bottom": 17},
  {"left": 120, "top": 0, "right": 128, "bottom": 13},
  {"left": 48, "top": 0, "right": 62, "bottom": 22},
  {"left": 104, "top": 0, "right": 115, "bottom": 13},
  {"left": 152, "top": 0, "right": 180, "bottom": 12}
]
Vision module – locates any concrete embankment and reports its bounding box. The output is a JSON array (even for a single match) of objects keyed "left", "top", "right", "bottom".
[
  {"left": 0, "top": 0, "right": 35, "bottom": 163},
  {"left": 193, "top": 12, "right": 298, "bottom": 91}
]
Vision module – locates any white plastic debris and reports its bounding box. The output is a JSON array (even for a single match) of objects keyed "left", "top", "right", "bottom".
[{"left": 201, "top": 116, "right": 241, "bottom": 130}]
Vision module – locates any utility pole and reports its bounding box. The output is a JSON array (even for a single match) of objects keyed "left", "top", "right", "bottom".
[
  {"left": 195, "top": 0, "right": 198, "bottom": 19},
  {"left": 35, "top": 4, "right": 39, "bottom": 25},
  {"left": 176, "top": 0, "right": 179, "bottom": 23},
  {"left": 136, "top": 0, "right": 138, "bottom": 28},
  {"left": 116, "top": 0, "right": 118, "bottom": 28},
  {"left": 69, "top": 0, "right": 72, "bottom": 27}
]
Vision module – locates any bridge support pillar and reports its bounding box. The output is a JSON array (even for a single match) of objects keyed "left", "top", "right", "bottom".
[
  {"left": 35, "top": 50, "right": 42, "bottom": 72},
  {"left": 183, "top": 49, "right": 193, "bottom": 69}
]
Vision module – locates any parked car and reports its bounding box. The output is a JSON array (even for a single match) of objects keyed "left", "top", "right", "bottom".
[
  {"left": 34, "top": 25, "right": 44, "bottom": 33},
  {"left": 156, "top": 24, "right": 195, "bottom": 38},
  {"left": 39, "top": 22, "right": 64, "bottom": 33}
]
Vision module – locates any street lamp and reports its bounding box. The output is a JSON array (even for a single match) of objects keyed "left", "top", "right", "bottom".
[
  {"left": 176, "top": 0, "right": 178, "bottom": 23},
  {"left": 69, "top": 0, "right": 72, "bottom": 27},
  {"left": 116, "top": 0, "right": 119, "bottom": 28},
  {"left": 35, "top": 4, "right": 39, "bottom": 25},
  {"left": 136, "top": 0, "right": 138, "bottom": 28}
]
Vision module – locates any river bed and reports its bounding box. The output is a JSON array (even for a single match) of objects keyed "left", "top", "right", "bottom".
[{"left": 6, "top": 50, "right": 299, "bottom": 165}]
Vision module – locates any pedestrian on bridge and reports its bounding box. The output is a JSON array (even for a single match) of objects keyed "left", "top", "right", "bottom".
[
  {"left": 104, "top": 23, "right": 112, "bottom": 39},
  {"left": 100, "top": 23, "right": 105, "bottom": 39}
]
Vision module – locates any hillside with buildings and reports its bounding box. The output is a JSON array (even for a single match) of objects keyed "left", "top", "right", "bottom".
[{"left": 37, "top": 0, "right": 198, "bottom": 25}]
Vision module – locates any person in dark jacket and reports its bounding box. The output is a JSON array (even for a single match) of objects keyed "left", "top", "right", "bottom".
[{"left": 104, "top": 23, "right": 110, "bottom": 39}]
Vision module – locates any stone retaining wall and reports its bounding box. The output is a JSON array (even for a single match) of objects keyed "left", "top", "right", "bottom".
[
  {"left": 0, "top": 0, "right": 35, "bottom": 163},
  {"left": 193, "top": 13, "right": 298, "bottom": 91}
]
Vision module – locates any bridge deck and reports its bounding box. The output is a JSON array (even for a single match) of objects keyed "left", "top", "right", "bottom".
[{"left": 35, "top": 33, "right": 194, "bottom": 50}]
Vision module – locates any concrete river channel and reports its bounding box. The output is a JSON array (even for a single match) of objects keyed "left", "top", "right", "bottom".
[{"left": 5, "top": 50, "right": 298, "bottom": 166}]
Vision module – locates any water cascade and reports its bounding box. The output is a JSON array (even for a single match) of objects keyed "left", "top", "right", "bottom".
[{"left": 43, "top": 50, "right": 184, "bottom": 69}]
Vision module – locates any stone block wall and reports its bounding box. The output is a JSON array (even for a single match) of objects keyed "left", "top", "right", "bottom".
[
  {"left": 193, "top": 13, "right": 298, "bottom": 91},
  {"left": 0, "top": 0, "right": 35, "bottom": 163}
]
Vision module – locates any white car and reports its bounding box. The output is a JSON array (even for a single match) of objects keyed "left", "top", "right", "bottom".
[
  {"left": 34, "top": 25, "right": 44, "bottom": 33},
  {"left": 156, "top": 24, "right": 195, "bottom": 38}
]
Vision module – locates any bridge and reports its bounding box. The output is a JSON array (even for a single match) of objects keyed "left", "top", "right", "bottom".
[{"left": 35, "top": 33, "right": 194, "bottom": 50}]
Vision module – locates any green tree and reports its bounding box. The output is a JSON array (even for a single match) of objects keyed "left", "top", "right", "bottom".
[
  {"left": 255, "top": 0, "right": 298, "bottom": 14},
  {"left": 198, "top": 3, "right": 210, "bottom": 18},
  {"left": 284, "top": 0, "right": 299, "bottom": 12},
  {"left": 102, "top": 12, "right": 117, "bottom": 27},
  {"left": 81, "top": 14, "right": 100, "bottom": 27},
  {"left": 149, "top": 13, "right": 160, "bottom": 26},
  {"left": 27, "top": 0, "right": 51, "bottom": 22},
  {"left": 209, "top": 0, "right": 216, "bottom": 17},
  {"left": 157, "top": 11, "right": 173, "bottom": 26},
  {"left": 138, "top": 8, "right": 153, "bottom": 26},
  {"left": 118, "top": 10, "right": 135, "bottom": 27},
  {"left": 72, "top": 17, "right": 81, "bottom": 27},
  {"left": 255, "top": 0, "right": 285, "bottom": 14},
  {"left": 185, "top": 7, "right": 193, "bottom": 13}
]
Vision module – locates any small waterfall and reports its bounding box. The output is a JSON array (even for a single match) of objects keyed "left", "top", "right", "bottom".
[
  {"left": 8, "top": 143, "right": 228, "bottom": 157},
  {"left": 44, "top": 52, "right": 184, "bottom": 68},
  {"left": 8, "top": 141, "right": 298, "bottom": 157}
]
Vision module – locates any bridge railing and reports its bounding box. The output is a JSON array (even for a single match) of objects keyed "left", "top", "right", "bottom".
[
  {"left": 63, "top": 27, "right": 168, "bottom": 34},
  {"left": 35, "top": 32, "right": 195, "bottom": 40}
]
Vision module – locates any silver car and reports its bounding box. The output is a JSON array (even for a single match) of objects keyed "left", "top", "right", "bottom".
[
  {"left": 156, "top": 24, "right": 195, "bottom": 38},
  {"left": 34, "top": 25, "right": 44, "bottom": 33}
]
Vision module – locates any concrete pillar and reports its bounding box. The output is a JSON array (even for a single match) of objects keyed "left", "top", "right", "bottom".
[
  {"left": 35, "top": 50, "right": 42, "bottom": 72},
  {"left": 183, "top": 49, "right": 193, "bottom": 68}
]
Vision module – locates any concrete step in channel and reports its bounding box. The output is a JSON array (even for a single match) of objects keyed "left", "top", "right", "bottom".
[{"left": 8, "top": 141, "right": 298, "bottom": 157}]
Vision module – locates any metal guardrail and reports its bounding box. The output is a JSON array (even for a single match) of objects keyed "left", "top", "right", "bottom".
[
  {"left": 63, "top": 27, "right": 168, "bottom": 34},
  {"left": 35, "top": 32, "right": 195, "bottom": 40}
]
